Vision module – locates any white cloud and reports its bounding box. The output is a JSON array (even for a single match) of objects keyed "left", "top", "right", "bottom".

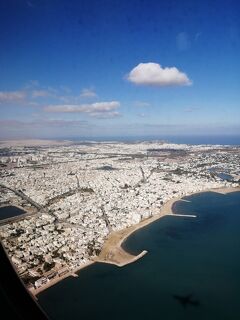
[
  {"left": 80, "top": 88, "right": 97, "bottom": 98},
  {"left": 44, "top": 101, "right": 120, "bottom": 118},
  {"left": 0, "top": 90, "right": 27, "bottom": 103},
  {"left": 89, "top": 111, "right": 121, "bottom": 119},
  {"left": 127, "top": 62, "right": 192, "bottom": 87}
]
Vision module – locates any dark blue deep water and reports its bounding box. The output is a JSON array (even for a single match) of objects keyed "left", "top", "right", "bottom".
[
  {"left": 0, "top": 206, "right": 25, "bottom": 220},
  {"left": 64, "top": 135, "right": 240, "bottom": 145},
  {"left": 38, "top": 191, "right": 240, "bottom": 320}
]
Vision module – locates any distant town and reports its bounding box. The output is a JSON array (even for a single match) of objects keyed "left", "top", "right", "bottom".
[{"left": 0, "top": 140, "right": 239, "bottom": 292}]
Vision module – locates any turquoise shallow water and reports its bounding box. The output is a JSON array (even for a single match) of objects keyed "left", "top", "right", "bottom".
[{"left": 38, "top": 191, "right": 240, "bottom": 320}]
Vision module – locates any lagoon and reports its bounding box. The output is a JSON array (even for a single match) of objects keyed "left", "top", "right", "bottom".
[{"left": 0, "top": 206, "right": 25, "bottom": 221}]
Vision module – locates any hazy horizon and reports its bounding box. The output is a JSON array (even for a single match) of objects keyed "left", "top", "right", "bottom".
[{"left": 1, "top": 134, "right": 240, "bottom": 146}]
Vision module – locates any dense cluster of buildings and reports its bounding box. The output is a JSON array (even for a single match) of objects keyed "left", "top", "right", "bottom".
[{"left": 0, "top": 141, "right": 239, "bottom": 290}]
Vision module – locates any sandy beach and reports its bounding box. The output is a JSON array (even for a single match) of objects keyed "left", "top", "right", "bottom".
[
  {"left": 32, "top": 186, "right": 240, "bottom": 296},
  {"left": 95, "top": 186, "right": 240, "bottom": 266}
]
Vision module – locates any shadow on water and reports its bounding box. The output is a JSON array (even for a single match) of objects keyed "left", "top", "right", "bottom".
[
  {"left": 173, "top": 293, "right": 200, "bottom": 308},
  {"left": 38, "top": 191, "right": 240, "bottom": 320}
]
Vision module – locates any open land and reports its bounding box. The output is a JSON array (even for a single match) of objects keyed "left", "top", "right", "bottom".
[{"left": 0, "top": 140, "right": 239, "bottom": 294}]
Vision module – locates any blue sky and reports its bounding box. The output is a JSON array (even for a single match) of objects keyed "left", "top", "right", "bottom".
[{"left": 0, "top": 0, "right": 239, "bottom": 139}]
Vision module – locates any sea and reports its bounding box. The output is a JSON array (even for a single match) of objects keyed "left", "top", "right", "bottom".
[
  {"left": 65, "top": 135, "right": 240, "bottom": 146},
  {"left": 38, "top": 190, "right": 240, "bottom": 320}
]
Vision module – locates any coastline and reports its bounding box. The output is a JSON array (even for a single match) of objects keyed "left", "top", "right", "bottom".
[
  {"left": 32, "top": 186, "right": 240, "bottom": 296},
  {"left": 95, "top": 186, "right": 240, "bottom": 266},
  {"left": 31, "top": 261, "right": 95, "bottom": 297}
]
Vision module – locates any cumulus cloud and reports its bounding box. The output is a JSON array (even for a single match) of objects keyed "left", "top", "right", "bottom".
[
  {"left": 80, "top": 88, "right": 97, "bottom": 98},
  {"left": 44, "top": 101, "right": 120, "bottom": 113},
  {"left": 0, "top": 83, "right": 120, "bottom": 120},
  {"left": 44, "top": 101, "right": 121, "bottom": 118},
  {"left": 127, "top": 62, "right": 192, "bottom": 87},
  {"left": 0, "top": 90, "right": 27, "bottom": 103}
]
